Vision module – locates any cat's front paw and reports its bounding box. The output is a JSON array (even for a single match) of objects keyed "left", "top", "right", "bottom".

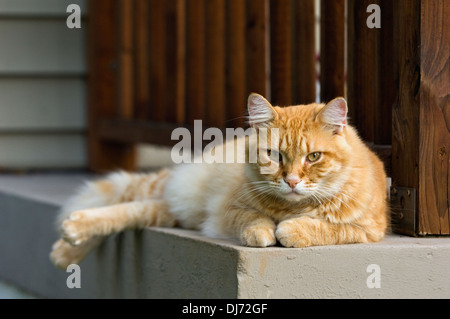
[
  {"left": 62, "top": 211, "right": 93, "bottom": 246},
  {"left": 241, "top": 225, "right": 276, "bottom": 247},
  {"left": 276, "top": 217, "right": 319, "bottom": 248}
]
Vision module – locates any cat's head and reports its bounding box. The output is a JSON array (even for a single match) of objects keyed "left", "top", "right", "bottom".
[{"left": 246, "top": 93, "right": 353, "bottom": 203}]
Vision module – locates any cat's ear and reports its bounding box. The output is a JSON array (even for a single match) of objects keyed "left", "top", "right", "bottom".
[
  {"left": 317, "top": 97, "right": 348, "bottom": 134},
  {"left": 247, "top": 93, "right": 277, "bottom": 128}
]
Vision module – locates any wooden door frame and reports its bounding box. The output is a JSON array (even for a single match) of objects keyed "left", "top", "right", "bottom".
[{"left": 391, "top": 0, "right": 449, "bottom": 235}]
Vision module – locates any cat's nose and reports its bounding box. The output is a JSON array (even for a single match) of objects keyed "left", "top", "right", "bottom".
[{"left": 284, "top": 176, "right": 300, "bottom": 189}]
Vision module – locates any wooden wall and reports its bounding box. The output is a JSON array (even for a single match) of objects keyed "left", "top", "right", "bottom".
[{"left": 88, "top": 0, "right": 320, "bottom": 171}]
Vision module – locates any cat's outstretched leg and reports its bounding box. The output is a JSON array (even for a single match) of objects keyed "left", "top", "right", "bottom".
[
  {"left": 50, "top": 200, "right": 176, "bottom": 268},
  {"left": 60, "top": 200, "right": 175, "bottom": 246}
]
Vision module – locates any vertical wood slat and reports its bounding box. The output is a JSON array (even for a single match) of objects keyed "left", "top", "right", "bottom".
[
  {"left": 292, "top": 0, "right": 316, "bottom": 104},
  {"left": 347, "top": 0, "right": 394, "bottom": 146},
  {"left": 165, "top": 0, "right": 186, "bottom": 124},
  {"left": 391, "top": 0, "right": 420, "bottom": 235},
  {"left": 269, "top": 0, "right": 292, "bottom": 106},
  {"left": 392, "top": 0, "right": 450, "bottom": 235},
  {"left": 246, "top": 0, "right": 270, "bottom": 99},
  {"left": 117, "top": 0, "right": 135, "bottom": 119},
  {"left": 226, "top": 0, "right": 247, "bottom": 128},
  {"left": 418, "top": 0, "right": 450, "bottom": 235},
  {"left": 205, "top": 0, "right": 226, "bottom": 128},
  {"left": 320, "top": 0, "right": 345, "bottom": 103},
  {"left": 376, "top": 0, "right": 395, "bottom": 145},
  {"left": 87, "top": 0, "right": 136, "bottom": 172},
  {"left": 134, "top": 0, "right": 150, "bottom": 120},
  {"left": 175, "top": 0, "right": 186, "bottom": 124},
  {"left": 185, "top": 0, "right": 205, "bottom": 123},
  {"left": 347, "top": 0, "right": 378, "bottom": 142},
  {"left": 148, "top": 0, "right": 166, "bottom": 122}
]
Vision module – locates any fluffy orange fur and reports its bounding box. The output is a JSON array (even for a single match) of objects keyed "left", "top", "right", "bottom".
[{"left": 51, "top": 93, "right": 388, "bottom": 269}]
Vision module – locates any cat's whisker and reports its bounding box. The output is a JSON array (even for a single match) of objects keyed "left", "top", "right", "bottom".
[
  {"left": 232, "top": 182, "right": 277, "bottom": 204},
  {"left": 310, "top": 193, "right": 323, "bottom": 206},
  {"left": 225, "top": 187, "right": 274, "bottom": 218},
  {"left": 313, "top": 188, "right": 344, "bottom": 212},
  {"left": 321, "top": 190, "right": 352, "bottom": 209},
  {"left": 317, "top": 187, "right": 358, "bottom": 216},
  {"left": 319, "top": 184, "right": 358, "bottom": 203}
]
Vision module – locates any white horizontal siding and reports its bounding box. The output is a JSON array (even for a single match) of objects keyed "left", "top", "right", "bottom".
[
  {"left": 0, "top": 19, "right": 85, "bottom": 74},
  {"left": 0, "top": 1, "right": 88, "bottom": 169},
  {"left": 0, "top": 134, "right": 86, "bottom": 168},
  {"left": 0, "top": 78, "right": 86, "bottom": 130},
  {"left": 0, "top": 0, "right": 86, "bottom": 16}
]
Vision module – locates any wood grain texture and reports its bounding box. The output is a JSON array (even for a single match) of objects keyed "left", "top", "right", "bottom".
[
  {"left": 392, "top": 0, "right": 450, "bottom": 235},
  {"left": 347, "top": 0, "right": 394, "bottom": 146},
  {"left": 376, "top": 0, "right": 395, "bottom": 145},
  {"left": 148, "top": 0, "right": 166, "bottom": 122},
  {"left": 117, "top": 0, "right": 135, "bottom": 119},
  {"left": 185, "top": 0, "right": 205, "bottom": 123},
  {"left": 205, "top": 0, "right": 226, "bottom": 128},
  {"left": 246, "top": 0, "right": 269, "bottom": 98},
  {"left": 319, "top": 0, "right": 345, "bottom": 103},
  {"left": 87, "top": 0, "right": 136, "bottom": 172},
  {"left": 418, "top": 0, "right": 450, "bottom": 234},
  {"left": 269, "top": 0, "right": 292, "bottom": 106},
  {"left": 347, "top": 0, "right": 378, "bottom": 142},
  {"left": 292, "top": 0, "right": 316, "bottom": 104},
  {"left": 134, "top": 0, "right": 150, "bottom": 120},
  {"left": 164, "top": 0, "right": 186, "bottom": 124},
  {"left": 226, "top": 0, "right": 247, "bottom": 128}
]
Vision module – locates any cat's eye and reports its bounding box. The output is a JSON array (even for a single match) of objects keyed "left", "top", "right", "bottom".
[
  {"left": 307, "top": 152, "right": 321, "bottom": 162},
  {"left": 267, "top": 149, "right": 282, "bottom": 162}
]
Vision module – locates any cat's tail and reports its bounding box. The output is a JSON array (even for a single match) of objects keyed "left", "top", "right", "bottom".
[{"left": 56, "top": 169, "right": 171, "bottom": 231}]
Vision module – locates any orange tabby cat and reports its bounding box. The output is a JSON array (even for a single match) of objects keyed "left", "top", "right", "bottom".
[{"left": 50, "top": 93, "right": 388, "bottom": 269}]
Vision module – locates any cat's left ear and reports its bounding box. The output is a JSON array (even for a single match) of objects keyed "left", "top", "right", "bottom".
[
  {"left": 247, "top": 93, "right": 278, "bottom": 128},
  {"left": 316, "top": 97, "right": 348, "bottom": 134}
]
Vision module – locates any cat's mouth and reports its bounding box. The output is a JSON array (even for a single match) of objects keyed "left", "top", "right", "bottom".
[
  {"left": 285, "top": 191, "right": 299, "bottom": 197},
  {"left": 280, "top": 188, "right": 309, "bottom": 200}
]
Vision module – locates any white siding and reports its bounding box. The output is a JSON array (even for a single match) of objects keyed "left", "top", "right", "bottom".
[
  {"left": 0, "top": 0, "right": 86, "bottom": 16},
  {"left": 0, "top": 0, "right": 87, "bottom": 169},
  {"left": 0, "top": 78, "right": 85, "bottom": 130},
  {"left": 0, "top": 19, "right": 85, "bottom": 74},
  {"left": 0, "top": 135, "right": 86, "bottom": 168}
]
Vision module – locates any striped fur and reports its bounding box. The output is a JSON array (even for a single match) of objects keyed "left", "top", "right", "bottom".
[{"left": 51, "top": 94, "right": 388, "bottom": 269}]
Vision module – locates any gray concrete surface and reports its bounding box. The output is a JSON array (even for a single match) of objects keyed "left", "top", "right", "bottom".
[
  {"left": 0, "top": 173, "right": 450, "bottom": 298},
  {"left": 0, "top": 172, "right": 92, "bottom": 205},
  {"left": 0, "top": 280, "right": 38, "bottom": 299}
]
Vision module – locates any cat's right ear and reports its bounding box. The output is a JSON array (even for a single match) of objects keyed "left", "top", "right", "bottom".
[
  {"left": 247, "top": 93, "right": 277, "bottom": 128},
  {"left": 317, "top": 97, "right": 348, "bottom": 134}
]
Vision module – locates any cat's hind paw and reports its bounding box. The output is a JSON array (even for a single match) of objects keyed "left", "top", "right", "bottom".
[
  {"left": 241, "top": 225, "right": 277, "bottom": 247},
  {"left": 50, "top": 239, "right": 87, "bottom": 270},
  {"left": 61, "top": 211, "right": 93, "bottom": 246}
]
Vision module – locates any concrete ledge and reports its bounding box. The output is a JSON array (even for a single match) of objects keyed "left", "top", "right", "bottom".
[{"left": 1, "top": 174, "right": 450, "bottom": 298}]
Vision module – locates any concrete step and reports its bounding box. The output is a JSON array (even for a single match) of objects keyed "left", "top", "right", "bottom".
[{"left": 0, "top": 173, "right": 449, "bottom": 298}]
